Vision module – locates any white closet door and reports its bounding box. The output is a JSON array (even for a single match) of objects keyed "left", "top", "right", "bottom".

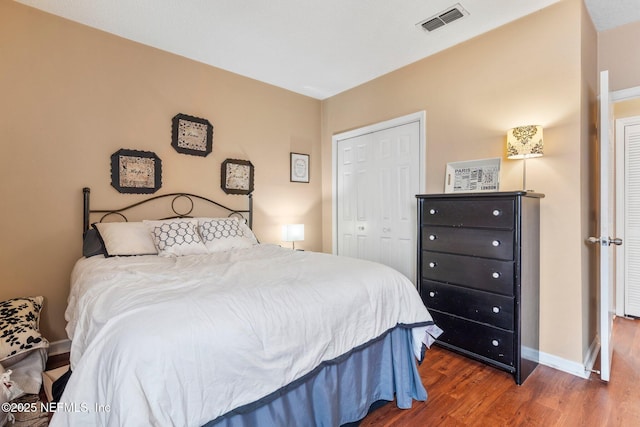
[
  {"left": 335, "top": 119, "right": 422, "bottom": 283},
  {"left": 374, "top": 124, "right": 420, "bottom": 280},
  {"left": 625, "top": 122, "right": 640, "bottom": 317},
  {"left": 336, "top": 133, "right": 375, "bottom": 260}
]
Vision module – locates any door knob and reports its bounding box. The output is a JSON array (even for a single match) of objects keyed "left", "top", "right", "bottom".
[{"left": 587, "top": 236, "right": 623, "bottom": 246}]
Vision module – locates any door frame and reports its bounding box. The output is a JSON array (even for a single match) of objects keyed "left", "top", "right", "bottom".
[
  {"left": 612, "top": 85, "right": 640, "bottom": 316},
  {"left": 331, "top": 111, "right": 426, "bottom": 256}
]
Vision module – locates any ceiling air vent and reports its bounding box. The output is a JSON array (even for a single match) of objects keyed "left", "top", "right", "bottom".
[{"left": 417, "top": 3, "right": 469, "bottom": 32}]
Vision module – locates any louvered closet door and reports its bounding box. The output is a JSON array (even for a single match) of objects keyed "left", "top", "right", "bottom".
[{"left": 625, "top": 122, "right": 640, "bottom": 317}]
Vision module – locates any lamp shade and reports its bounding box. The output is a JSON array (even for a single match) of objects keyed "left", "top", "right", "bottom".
[
  {"left": 507, "top": 125, "right": 543, "bottom": 159},
  {"left": 281, "top": 224, "right": 304, "bottom": 242}
]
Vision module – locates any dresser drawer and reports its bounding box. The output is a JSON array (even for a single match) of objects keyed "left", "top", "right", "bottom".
[
  {"left": 421, "top": 251, "right": 514, "bottom": 295},
  {"left": 421, "top": 199, "right": 514, "bottom": 229},
  {"left": 421, "top": 280, "right": 514, "bottom": 330},
  {"left": 430, "top": 310, "right": 514, "bottom": 367},
  {"left": 421, "top": 226, "right": 514, "bottom": 260}
]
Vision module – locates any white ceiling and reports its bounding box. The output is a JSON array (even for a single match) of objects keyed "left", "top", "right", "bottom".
[
  {"left": 14, "top": 0, "right": 640, "bottom": 100},
  {"left": 584, "top": 0, "right": 640, "bottom": 31}
]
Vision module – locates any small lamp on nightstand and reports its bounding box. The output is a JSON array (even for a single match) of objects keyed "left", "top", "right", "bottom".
[
  {"left": 281, "top": 224, "right": 304, "bottom": 250},
  {"left": 507, "top": 125, "right": 544, "bottom": 191}
]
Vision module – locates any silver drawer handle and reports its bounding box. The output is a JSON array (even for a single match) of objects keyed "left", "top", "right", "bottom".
[
  {"left": 492, "top": 272, "right": 500, "bottom": 279},
  {"left": 492, "top": 306, "right": 500, "bottom": 314},
  {"left": 492, "top": 209, "right": 501, "bottom": 217},
  {"left": 429, "top": 234, "right": 437, "bottom": 241},
  {"left": 429, "top": 291, "right": 435, "bottom": 297},
  {"left": 492, "top": 240, "right": 500, "bottom": 247},
  {"left": 429, "top": 208, "right": 437, "bottom": 215},
  {"left": 428, "top": 262, "right": 437, "bottom": 268},
  {"left": 492, "top": 340, "right": 499, "bottom": 347}
]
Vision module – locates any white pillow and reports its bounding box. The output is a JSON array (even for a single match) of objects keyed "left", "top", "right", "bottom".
[
  {"left": 94, "top": 222, "right": 158, "bottom": 256},
  {"left": 144, "top": 218, "right": 208, "bottom": 257},
  {"left": 198, "top": 217, "right": 258, "bottom": 252}
]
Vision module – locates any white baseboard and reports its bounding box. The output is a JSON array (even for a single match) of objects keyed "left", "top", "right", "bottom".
[
  {"left": 538, "top": 349, "right": 591, "bottom": 379},
  {"left": 48, "top": 339, "right": 71, "bottom": 356}
]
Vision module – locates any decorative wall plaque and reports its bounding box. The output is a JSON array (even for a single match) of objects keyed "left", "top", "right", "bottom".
[
  {"left": 221, "top": 159, "right": 254, "bottom": 195},
  {"left": 110, "top": 149, "right": 162, "bottom": 194},
  {"left": 171, "top": 113, "right": 213, "bottom": 157}
]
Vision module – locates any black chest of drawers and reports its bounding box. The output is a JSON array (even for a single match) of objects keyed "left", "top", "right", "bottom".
[{"left": 416, "top": 191, "right": 543, "bottom": 384}]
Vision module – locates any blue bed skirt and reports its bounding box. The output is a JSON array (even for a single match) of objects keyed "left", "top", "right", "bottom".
[{"left": 205, "top": 326, "right": 427, "bottom": 427}]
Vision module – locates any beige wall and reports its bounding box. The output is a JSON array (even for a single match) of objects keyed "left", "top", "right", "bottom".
[
  {"left": 615, "top": 99, "right": 640, "bottom": 118},
  {"left": 1, "top": 0, "right": 610, "bottom": 368},
  {"left": 321, "top": 0, "right": 594, "bottom": 363},
  {"left": 0, "top": 1, "right": 322, "bottom": 341},
  {"left": 599, "top": 21, "right": 640, "bottom": 92}
]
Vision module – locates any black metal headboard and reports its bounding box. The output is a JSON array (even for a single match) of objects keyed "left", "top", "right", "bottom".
[{"left": 83, "top": 187, "right": 253, "bottom": 235}]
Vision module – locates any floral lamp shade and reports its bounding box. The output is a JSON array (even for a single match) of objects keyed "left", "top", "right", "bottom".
[
  {"left": 507, "top": 125, "right": 543, "bottom": 159},
  {"left": 506, "top": 125, "right": 543, "bottom": 191}
]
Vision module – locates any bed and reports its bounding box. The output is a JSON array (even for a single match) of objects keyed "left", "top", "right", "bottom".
[{"left": 50, "top": 188, "right": 441, "bottom": 427}]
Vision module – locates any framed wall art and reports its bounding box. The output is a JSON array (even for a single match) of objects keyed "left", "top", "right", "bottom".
[
  {"left": 110, "top": 149, "right": 162, "bottom": 194},
  {"left": 444, "top": 157, "right": 501, "bottom": 193},
  {"left": 221, "top": 158, "right": 254, "bottom": 195},
  {"left": 171, "top": 113, "right": 213, "bottom": 157},
  {"left": 290, "top": 152, "right": 309, "bottom": 183}
]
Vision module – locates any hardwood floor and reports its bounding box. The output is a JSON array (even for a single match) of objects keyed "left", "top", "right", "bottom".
[{"left": 361, "top": 317, "right": 640, "bottom": 426}]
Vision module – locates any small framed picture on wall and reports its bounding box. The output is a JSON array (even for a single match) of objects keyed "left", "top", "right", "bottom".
[{"left": 290, "top": 152, "right": 309, "bottom": 183}]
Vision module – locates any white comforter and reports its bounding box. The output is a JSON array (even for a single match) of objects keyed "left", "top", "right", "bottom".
[{"left": 51, "top": 244, "right": 436, "bottom": 427}]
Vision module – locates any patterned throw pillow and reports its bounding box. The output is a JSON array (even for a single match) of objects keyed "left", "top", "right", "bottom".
[
  {"left": 198, "top": 217, "right": 258, "bottom": 252},
  {"left": 144, "top": 218, "right": 208, "bottom": 257},
  {"left": 0, "top": 296, "right": 49, "bottom": 363}
]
